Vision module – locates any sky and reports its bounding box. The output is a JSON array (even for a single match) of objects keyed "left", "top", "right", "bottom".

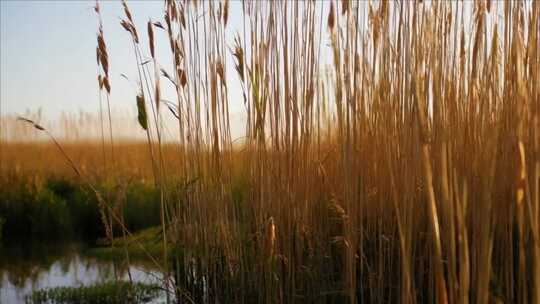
[
  {"left": 0, "top": 0, "right": 245, "bottom": 119},
  {"left": 1, "top": 1, "right": 150, "bottom": 115},
  {"left": 0, "top": 0, "right": 254, "bottom": 140}
]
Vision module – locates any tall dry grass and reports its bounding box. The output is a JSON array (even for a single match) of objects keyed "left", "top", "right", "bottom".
[{"left": 8, "top": 0, "right": 540, "bottom": 303}]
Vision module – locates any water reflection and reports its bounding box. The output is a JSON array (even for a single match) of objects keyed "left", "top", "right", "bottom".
[{"left": 0, "top": 242, "right": 164, "bottom": 303}]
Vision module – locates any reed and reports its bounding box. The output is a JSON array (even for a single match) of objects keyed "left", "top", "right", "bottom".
[{"left": 5, "top": 0, "right": 540, "bottom": 303}]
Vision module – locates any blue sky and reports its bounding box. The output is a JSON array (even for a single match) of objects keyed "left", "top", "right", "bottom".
[
  {"left": 0, "top": 0, "right": 260, "bottom": 142},
  {"left": 1, "top": 1, "right": 174, "bottom": 117},
  {"left": 0, "top": 0, "right": 248, "bottom": 118}
]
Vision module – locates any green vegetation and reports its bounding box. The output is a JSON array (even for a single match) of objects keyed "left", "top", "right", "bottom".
[
  {"left": 85, "top": 227, "right": 163, "bottom": 261},
  {"left": 25, "top": 282, "right": 161, "bottom": 304},
  {"left": 0, "top": 216, "right": 4, "bottom": 240},
  {"left": 0, "top": 174, "right": 161, "bottom": 242}
]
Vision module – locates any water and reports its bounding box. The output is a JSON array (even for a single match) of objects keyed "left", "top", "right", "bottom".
[{"left": 0, "top": 242, "right": 167, "bottom": 304}]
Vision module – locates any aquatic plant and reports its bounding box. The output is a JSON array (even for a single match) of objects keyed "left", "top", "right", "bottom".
[{"left": 25, "top": 281, "right": 161, "bottom": 304}]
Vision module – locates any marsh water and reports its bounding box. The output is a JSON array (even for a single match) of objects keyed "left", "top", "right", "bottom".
[{"left": 0, "top": 242, "right": 166, "bottom": 304}]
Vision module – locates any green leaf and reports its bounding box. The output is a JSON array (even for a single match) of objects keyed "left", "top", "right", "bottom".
[{"left": 136, "top": 94, "right": 148, "bottom": 130}]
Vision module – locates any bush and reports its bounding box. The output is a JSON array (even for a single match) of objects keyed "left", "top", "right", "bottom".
[{"left": 0, "top": 176, "right": 161, "bottom": 242}]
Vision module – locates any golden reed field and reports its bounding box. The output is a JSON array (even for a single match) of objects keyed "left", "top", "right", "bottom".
[{"left": 1, "top": 1, "right": 539, "bottom": 303}]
